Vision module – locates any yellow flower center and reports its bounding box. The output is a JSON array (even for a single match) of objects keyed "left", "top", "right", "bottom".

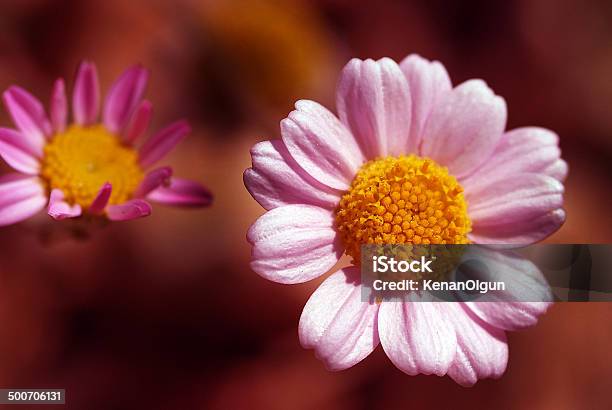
[
  {"left": 41, "top": 125, "right": 144, "bottom": 208},
  {"left": 336, "top": 155, "right": 471, "bottom": 262}
]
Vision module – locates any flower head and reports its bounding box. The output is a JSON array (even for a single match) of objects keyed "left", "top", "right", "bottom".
[
  {"left": 0, "top": 61, "right": 212, "bottom": 226},
  {"left": 244, "top": 55, "right": 567, "bottom": 385}
]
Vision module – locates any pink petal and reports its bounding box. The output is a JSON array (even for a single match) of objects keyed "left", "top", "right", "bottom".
[
  {"left": 0, "top": 174, "right": 46, "bottom": 226},
  {"left": 467, "top": 174, "right": 564, "bottom": 222},
  {"left": 50, "top": 78, "right": 68, "bottom": 133},
  {"left": 444, "top": 303, "right": 508, "bottom": 387},
  {"left": 299, "top": 267, "right": 380, "bottom": 371},
  {"left": 103, "top": 65, "right": 149, "bottom": 134},
  {"left": 466, "top": 173, "right": 565, "bottom": 244},
  {"left": 399, "top": 54, "right": 452, "bottom": 149},
  {"left": 138, "top": 120, "right": 190, "bottom": 168},
  {"left": 247, "top": 205, "right": 342, "bottom": 284},
  {"left": 378, "top": 296, "right": 456, "bottom": 377},
  {"left": 47, "top": 189, "right": 82, "bottom": 220},
  {"left": 0, "top": 174, "right": 44, "bottom": 204},
  {"left": 89, "top": 182, "right": 112, "bottom": 215},
  {"left": 281, "top": 100, "right": 364, "bottom": 191},
  {"left": 543, "top": 159, "right": 568, "bottom": 182},
  {"left": 469, "top": 209, "right": 566, "bottom": 245},
  {"left": 420, "top": 79, "right": 507, "bottom": 178},
  {"left": 106, "top": 199, "right": 152, "bottom": 221},
  {"left": 123, "top": 100, "right": 152, "bottom": 144},
  {"left": 244, "top": 139, "right": 341, "bottom": 210},
  {"left": 454, "top": 247, "right": 552, "bottom": 330},
  {"left": 467, "top": 302, "right": 551, "bottom": 332},
  {"left": 0, "top": 128, "right": 41, "bottom": 174},
  {"left": 0, "top": 128, "right": 40, "bottom": 157},
  {"left": 72, "top": 61, "right": 100, "bottom": 126},
  {"left": 146, "top": 177, "right": 212, "bottom": 207},
  {"left": 134, "top": 167, "right": 172, "bottom": 198},
  {"left": 2, "top": 86, "right": 51, "bottom": 152},
  {"left": 461, "top": 127, "right": 568, "bottom": 187},
  {"left": 336, "top": 58, "right": 412, "bottom": 158}
]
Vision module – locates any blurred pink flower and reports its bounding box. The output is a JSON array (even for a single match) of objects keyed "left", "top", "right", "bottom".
[
  {"left": 0, "top": 61, "right": 212, "bottom": 225},
  {"left": 244, "top": 55, "right": 567, "bottom": 386}
]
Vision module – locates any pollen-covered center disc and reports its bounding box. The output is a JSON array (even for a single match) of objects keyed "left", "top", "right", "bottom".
[
  {"left": 41, "top": 125, "right": 144, "bottom": 208},
  {"left": 335, "top": 155, "right": 471, "bottom": 262}
]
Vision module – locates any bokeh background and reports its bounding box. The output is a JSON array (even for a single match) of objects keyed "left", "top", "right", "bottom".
[{"left": 0, "top": 0, "right": 611, "bottom": 409}]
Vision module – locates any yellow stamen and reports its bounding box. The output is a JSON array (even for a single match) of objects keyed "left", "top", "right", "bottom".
[
  {"left": 336, "top": 155, "right": 471, "bottom": 263},
  {"left": 41, "top": 125, "right": 144, "bottom": 208}
]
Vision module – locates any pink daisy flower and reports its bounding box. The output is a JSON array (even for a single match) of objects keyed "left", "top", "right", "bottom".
[
  {"left": 0, "top": 61, "right": 212, "bottom": 226},
  {"left": 244, "top": 55, "right": 566, "bottom": 386}
]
